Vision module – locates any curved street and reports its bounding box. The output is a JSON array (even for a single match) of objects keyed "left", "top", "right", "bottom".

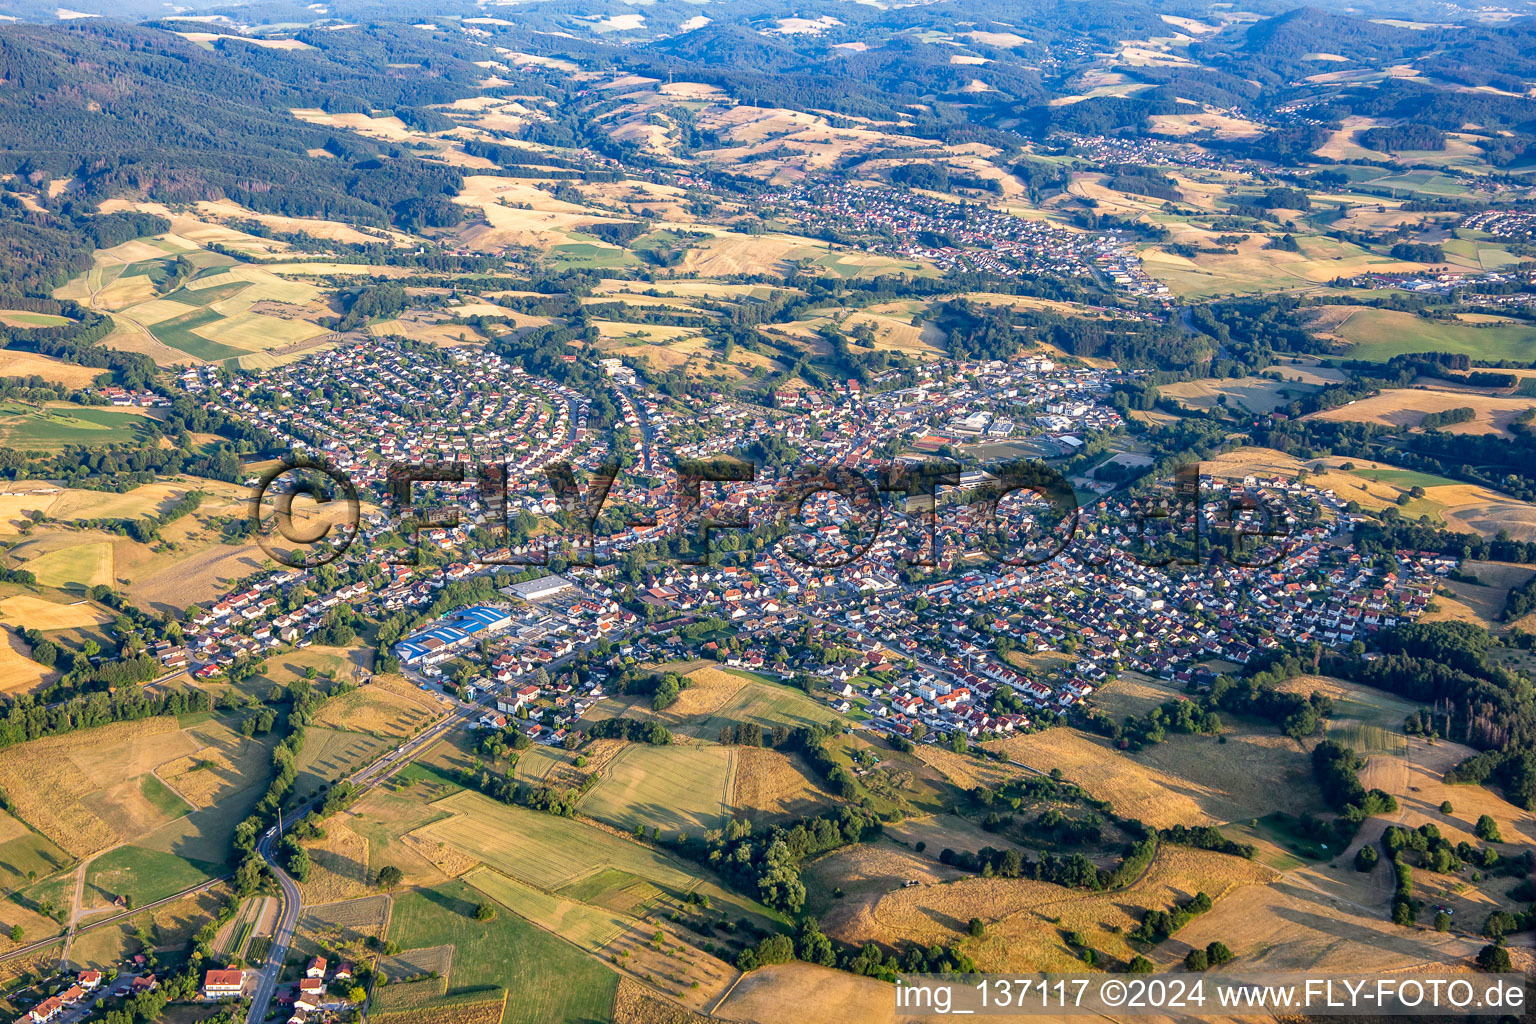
[{"left": 243, "top": 701, "right": 476, "bottom": 1024}]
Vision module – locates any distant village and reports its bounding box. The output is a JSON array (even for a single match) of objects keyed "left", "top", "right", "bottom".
[{"left": 768, "top": 182, "right": 1170, "bottom": 296}]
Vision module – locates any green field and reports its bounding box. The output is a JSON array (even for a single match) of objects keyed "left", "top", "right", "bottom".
[
  {"left": 16, "top": 540, "right": 114, "bottom": 589},
  {"left": 292, "top": 726, "right": 394, "bottom": 798},
  {"left": 0, "top": 828, "right": 71, "bottom": 893},
  {"left": 680, "top": 677, "right": 844, "bottom": 739},
  {"left": 464, "top": 867, "right": 630, "bottom": 951},
  {"left": 557, "top": 867, "right": 664, "bottom": 916},
  {"left": 1350, "top": 468, "right": 1462, "bottom": 489},
  {"left": 0, "top": 402, "right": 152, "bottom": 450},
  {"left": 147, "top": 307, "right": 245, "bottom": 361},
  {"left": 813, "top": 251, "right": 934, "bottom": 280},
  {"left": 138, "top": 775, "right": 192, "bottom": 819},
  {"left": 577, "top": 744, "right": 734, "bottom": 835},
  {"left": 0, "top": 311, "right": 72, "bottom": 327},
  {"left": 547, "top": 240, "right": 637, "bottom": 271},
  {"left": 1326, "top": 720, "right": 1409, "bottom": 756},
  {"left": 1358, "top": 168, "right": 1470, "bottom": 197},
  {"left": 386, "top": 880, "right": 618, "bottom": 1024},
  {"left": 1330, "top": 307, "right": 1536, "bottom": 362},
  {"left": 422, "top": 790, "right": 699, "bottom": 892},
  {"left": 87, "top": 845, "right": 223, "bottom": 907}
]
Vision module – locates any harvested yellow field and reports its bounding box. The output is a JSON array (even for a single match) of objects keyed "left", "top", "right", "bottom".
[
  {"left": 0, "top": 596, "right": 109, "bottom": 630},
  {"left": 1122, "top": 727, "right": 1318, "bottom": 823},
  {"left": 680, "top": 233, "right": 828, "bottom": 277},
  {"left": 829, "top": 846, "right": 1272, "bottom": 972},
  {"left": 1183, "top": 863, "right": 1478, "bottom": 973},
  {"left": 715, "top": 963, "right": 891, "bottom": 1024},
  {"left": 45, "top": 482, "right": 192, "bottom": 521},
  {"left": 0, "top": 630, "right": 52, "bottom": 694},
  {"left": 178, "top": 32, "right": 313, "bottom": 49},
  {"left": 312, "top": 683, "right": 440, "bottom": 738},
  {"left": 290, "top": 108, "right": 417, "bottom": 142},
  {"left": 369, "top": 993, "right": 507, "bottom": 1024},
  {"left": 127, "top": 541, "right": 266, "bottom": 612},
  {"left": 119, "top": 298, "right": 201, "bottom": 326},
  {"left": 0, "top": 717, "right": 197, "bottom": 856},
  {"left": 1359, "top": 736, "right": 1534, "bottom": 849},
  {"left": 372, "top": 319, "right": 487, "bottom": 347},
  {"left": 1148, "top": 110, "right": 1266, "bottom": 139},
  {"left": 298, "top": 823, "right": 371, "bottom": 904},
  {"left": 907, "top": 744, "right": 1011, "bottom": 791},
  {"left": 1160, "top": 376, "right": 1308, "bottom": 415},
  {"left": 400, "top": 827, "right": 479, "bottom": 879},
  {"left": 186, "top": 199, "right": 416, "bottom": 248},
  {"left": 805, "top": 837, "right": 966, "bottom": 910},
  {"left": 731, "top": 748, "right": 830, "bottom": 820},
  {"left": 0, "top": 487, "right": 63, "bottom": 534},
  {"left": 193, "top": 310, "right": 328, "bottom": 350},
  {"left": 1437, "top": 489, "right": 1536, "bottom": 541},
  {"left": 0, "top": 351, "right": 103, "bottom": 387},
  {"left": 664, "top": 666, "right": 748, "bottom": 720},
  {"left": 93, "top": 275, "right": 157, "bottom": 311},
  {"left": 838, "top": 309, "right": 946, "bottom": 357},
  {"left": 262, "top": 262, "right": 416, "bottom": 278},
  {"left": 1308, "top": 388, "right": 1536, "bottom": 434},
  {"left": 155, "top": 752, "right": 236, "bottom": 807},
  {"left": 988, "top": 730, "right": 1211, "bottom": 827},
  {"left": 1201, "top": 446, "right": 1307, "bottom": 478},
  {"left": 965, "top": 30, "right": 1030, "bottom": 47}
]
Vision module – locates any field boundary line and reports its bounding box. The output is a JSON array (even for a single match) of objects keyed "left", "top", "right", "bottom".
[{"left": 707, "top": 972, "right": 746, "bottom": 1016}]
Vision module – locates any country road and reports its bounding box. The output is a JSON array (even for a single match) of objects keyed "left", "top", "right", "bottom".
[
  {"left": 243, "top": 700, "right": 476, "bottom": 1024},
  {"left": 2, "top": 694, "right": 474, "bottom": 989}
]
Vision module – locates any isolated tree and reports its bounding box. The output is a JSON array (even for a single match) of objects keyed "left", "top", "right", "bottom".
[
  {"left": 474, "top": 903, "right": 496, "bottom": 921},
  {"left": 1477, "top": 944, "right": 1513, "bottom": 973},
  {"left": 967, "top": 918, "right": 985, "bottom": 938},
  {"left": 376, "top": 865, "right": 403, "bottom": 890},
  {"left": 1205, "top": 941, "right": 1233, "bottom": 966},
  {"left": 1184, "top": 949, "right": 1209, "bottom": 972},
  {"left": 1475, "top": 815, "right": 1502, "bottom": 843},
  {"left": 1126, "top": 956, "right": 1156, "bottom": 974}
]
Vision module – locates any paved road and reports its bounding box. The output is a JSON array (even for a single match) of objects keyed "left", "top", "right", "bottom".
[{"left": 244, "top": 701, "right": 477, "bottom": 1024}]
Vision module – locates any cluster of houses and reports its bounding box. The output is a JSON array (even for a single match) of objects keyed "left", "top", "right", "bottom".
[
  {"left": 768, "top": 181, "right": 1168, "bottom": 295},
  {"left": 19, "top": 971, "right": 104, "bottom": 1024},
  {"left": 191, "top": 341, "right": 595, "bottom": 506},
  {"left": 87, "top": 386, "right": 171, "bottom": 408},
  {"left": 154, "top": 570, "right": 370, "bottom": 677},
  {"left": 1044, "top": 131, "right": 1243, "bottom": 171},
  {"left": 201, "top": 955, "right": 354, "bottom": 1022},
  {"left": 1459, "top": 210, "right": 1536, "bottom": 241}
]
